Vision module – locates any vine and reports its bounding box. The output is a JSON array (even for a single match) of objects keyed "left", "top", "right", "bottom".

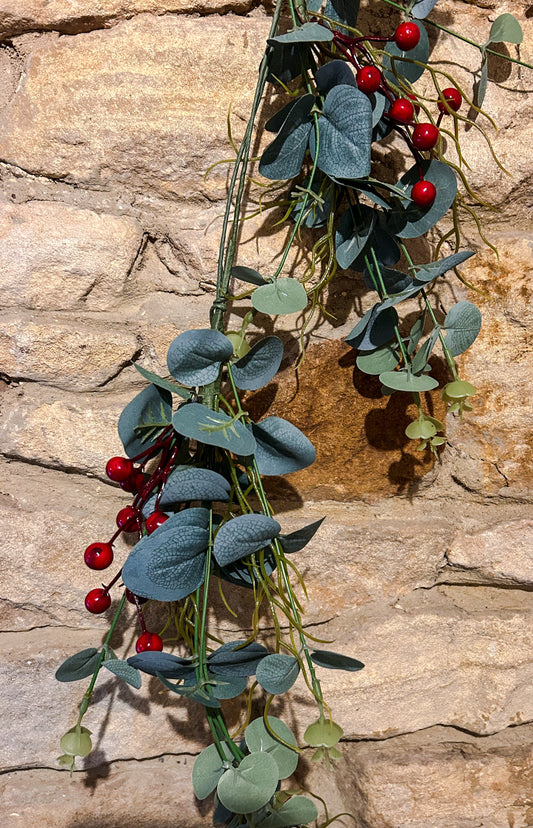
[{"left": 56, "top": 1, "right": 528, "bottom": 826}]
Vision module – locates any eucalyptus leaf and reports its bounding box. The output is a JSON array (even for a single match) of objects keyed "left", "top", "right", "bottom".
[
  {"left": 264, "top": 100, "right": 299, "bottom": 134},
  {"left": 269, "top": 22, "right": 333, "bottom": 45},
  {"left": 267, "top": 42, "right": 305, "bottom": 86},
  {"left": 363, "top": 265, "right": 411, "bottom": 294},
  {"left": 231, "top": 266, "right": 269, "bottom": 287},
  {"left": 414, "top": 250, "right": 475, "bottom": 282},
  {"left": 245, "top": 716, "right": 299, "bottom": 779},
  {"left": 411, "top": 0, "right": 438, "bottom": 19},
  {"left": 216, "top": 752, "right": 279, "bottom": 814},
  {"left": 325, "top": 0, "right": 360, "bottom": 32},
  {"left": 279, "top": 517, "right": 325, "bottom": 554},
  {"left": 407, "top": 314, "right": 426, "bottom": 355},
  {"left": 193, "top": 742, "right": 235, "bottom": 800},
  {"left": 259, "top": 796, "right": 319, "bottom": 828},
  {"left": 252, "top": 278, "right": 308, "bottom": 315},
  {"left": 232, "top": 337, "right": 283, "bottom": 391},
  {"left": 118, "top": 384, "right": 172, "bottom": 459},
  {"left": 172, "top": 403, "right": 256, "bottom": 455},
  {"left": 256, "top": 654, "right": 300, "bottom": 695},
  {"left": 259, "top": 95, "right": 314, "bottom": 180},
  {"left": 208, "top": 640, "right": 269, "bottom": 677},
  {"left": 127, "top": 651, "right": 196, "bottom": 679},
  {"left": 345, "top": 304, "right": 398, "bottom": 352},
  {"left": 55, "top": 648, "right": 100, "bottom": 682},
  {"left": 356, "top": 345, "right": 400, "bottom": 376},
  {"left": 352, "top": 222, "right": 400, "bottom": 270},
  {"left": 383, "top": 21, "right": 429, "bottom": 84},
  {"left": 389, "top": 160, "right": 457, "bottom": 238},
  {"left": 335, "top": 205, "right": 375, "bottom": 270},
  {"left": 133, "top": 363, "right": 189, "bottom": 399},
  {"left": 310, "top": 649, "right": 365, "bottom": 671},
  {"left": 157, "top": 674, "right": 221, "bottom": 708},
  {"left": 379, "top": 368, "right": 439, "bottom": 392},
  {"left": 316, "top": 59, "right": 356, "bottom": 95},
  {"left": 309, "top": 85, "right": 372, "bottom": 179},
  {"left": 476, "top": 57, "right": 489, "bottom": 108},
  {"left": 210, "top": 673, "right": 249, "bottom": 700},
  {"left": 291, "top": 174, "right": 333, "bottom": 228},
  {"left": 251, "top": 416, "right": 316, "bottom": 475},
  {"left": 488, "top": 13, "right": 523, "bottom": 45},
  {"left": 444, "top": 300, "right": 482, "bottom": 356},
  {"left": 166, "top": 329, "right": 233, "bottom": 387},
  {"left": 411, "top": 325, "right": 440, "bottom": 374},
  {"left": 102, "top": 659, "right": 142, "bottom": 689},
  {"left": 213, "top": 514, "right": 281, "bottom": 566},
  {"left": 159, "top": 466, "right": 231, "bottom": 507}
]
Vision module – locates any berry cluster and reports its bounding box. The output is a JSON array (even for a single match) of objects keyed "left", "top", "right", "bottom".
[
  {"left": 335, "top": 21, "right": 463, "bottom": 209},
  {"left": 82, "top": 431, "right": 179, "bottom": 652}
]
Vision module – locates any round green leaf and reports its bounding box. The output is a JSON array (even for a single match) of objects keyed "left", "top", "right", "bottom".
[
  {"left": 208, "top": 640, "right": 269, "bottom": 678},
  {"left": 217, "top": 751, "right": 280, "bottom": 814},
  {"left": 210, "top": 673, "right": 248, "bottom": 700},
  {"left": 259, "top": 796, "right": 319, "bottom": 828},
  {"left": 245, "top": 716, "right": 299, "bottom": 779},
  {"left": 172, "top": 403, "right": 256, "bottom": 455},
  {"left": 251, "top": 416, "right": 316, "bottom": 475},
  {"left": 379, "top": 369, "right": 439, "bottom": 392},
  {"left": 304, "top": 718, "right": 343, "bottom": 748},
  {"left": 256, "top": 654, "right": 300, "bottom": 695},
  {"left": 167, "top": 329, "right": 233, "bottom": 387},
  {"left": 489, "top": 13, "right": 523, "bottom": 45},
  {"left": 213, "top": 514, "right": 281, "bottom": 567},
  {"left": 356, "top": 345, "right": 400, "bottom": 376},
  {"left": 443, "top": 379, "right": 477, "bottom": 399},
  {"left": 232, "top": 337, "right": 284, "bottom": 391},
  {"left": 159, "top": 466, "right": 231, "bottom": 507},
  {"left": 309, "top": 85, "right": 372, "bottom": 180},
  {"left": 444, "top": 300, "right": 482, "bottom": 356},
  {"left": 252, "top": 278, "right": 308, "bottom": 315},
  {"left": 193, "top": 742, "right": 234, "bottom": 800},
  {"left": 55, "top": 648, "right": 100, "bottom": 683},
  {"left": 411, "top": 0, "right": 438, "bottom": 19}
]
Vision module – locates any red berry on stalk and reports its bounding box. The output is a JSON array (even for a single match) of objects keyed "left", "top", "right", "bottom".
[
  {"left": 116, "top": 505, "right": 139, "bottom": 531},
  {"left": 84, "top": 542, "right": 114, "bottom": 570},
  {"left": 406, "top": 93, "right": 420, "bottom": 115},
  {"left": 412, "top": 123, "right": 439, "bottom": 150},
  {"left": 85, "top": 588, "right": 111, "bottom": 614},
  {"left": 106, "top": 456, "right": 133, "bottom": 483},
  {"left": 120, "top": 470, "right": 146, "bottom": 494},
  {"left": 388, "top": 98, "right": 415, "bottom": 124},
  {"left": 438, "top": 87, "right": 462, "bottom": 113},
  {"left": 136, "top": 632, "right": 164, "bottom": 653},
  {"left": 125, "top": 588, "right": 147, "bottom": 605},
  {"left": 356, "top": 65, "right": 382, "bottom": 94},
  {"left": 394, "top": 22, "right": 421, "bottom": 51},
  {"left": 145, "top": 511, "right": 169, "bottom": 534},
  {"left": 411, "top": 179, "right": 437, "bottom": 209}
]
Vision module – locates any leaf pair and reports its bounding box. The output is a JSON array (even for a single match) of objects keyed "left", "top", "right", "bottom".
[{"left": 55, "top": 647, "right": 141, "bottom": 689}]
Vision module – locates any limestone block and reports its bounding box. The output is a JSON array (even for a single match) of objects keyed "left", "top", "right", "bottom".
[
  {"left": 0, "top": 198, "right": 143, "bottom": 311},
  {"left": 0, "top": 0, "right": 253, "bottom": 38},
  {"left": 0, "top": 14, "right": 271, "bottom": 198},
  {"left": 0, "top": 312, "right": 140, "bottom": 390},
  {"left": 443, "top": 518, "right": 533, "bottom": 587}
]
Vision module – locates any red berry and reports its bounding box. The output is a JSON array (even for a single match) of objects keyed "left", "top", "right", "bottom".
[
  {"left": 388, "top": 98, "right": 415, "bottom": 124},
  {"left": 394, "top": 22, "right": 421, "bottom": 51},
  {"left": 84, "top": 542, "right": 114, "bottom": 570},
  {"left": 106, "top": 456, "right": 133, "bottom": 483},
  {"left": 120, "top": 470, "right": 146, "bottom": 494},
  {"left": 125, "top": 589, "right": 147, "bottom": 605},
  {"left": 145, "top": 511, "right": 169, "bottom": 534},
  {"left": 438, "top": 87, "right": 462, "bottom": 113},
  {"left": 412, "top": 123, "right": 439, "bottom": 150},
  {"left": 85, "top": 588, "right": 111, "bottom": 614},
  {"left": 135, "top": 632, "right": 164, "bottom": 653},
  {"left": 356, "top": 65, "right": 382, "bottom": 95},
  {"left": 411, "top": 179, "right": 437, "bottom": 209},
  {"left": 406, "top": 93, "right": 420, "bottom": 115},
  {"left": 116, "top": 506, "right": 139, "bottom": 531}
]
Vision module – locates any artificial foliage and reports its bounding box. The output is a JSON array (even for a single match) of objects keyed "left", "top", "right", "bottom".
[{"left": 56, "top": 1, "right": 529, "bottom": 825}]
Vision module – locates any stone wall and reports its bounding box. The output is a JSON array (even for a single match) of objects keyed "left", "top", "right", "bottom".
[{"left": 1, "top": 1, "right": 532, "bottom": 826}]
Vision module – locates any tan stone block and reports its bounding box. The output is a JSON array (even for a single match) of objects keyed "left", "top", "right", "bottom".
[
  {"left": 0, "top": 198, "right": 143, "bottom": 311},
  {"left": 0, "top": 312, "right": 140, "bottom": 390},
  {"left": 0, "top": 14, "right": 271, "bottom": 198},
  {"left": 444, "top": 518, "right": 533, "bottom": 587},
  {"left": 0, "top": 0, "right": 253, "bottom": 38}
]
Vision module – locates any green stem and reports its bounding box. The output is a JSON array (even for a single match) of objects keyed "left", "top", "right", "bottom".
[{"left": 77, "top": 594, "right": 127, "bottom": 724}]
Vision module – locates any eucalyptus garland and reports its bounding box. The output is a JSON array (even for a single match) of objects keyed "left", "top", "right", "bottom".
[{"left": 56, "top": 1, "right": 528, "bottom": 826}]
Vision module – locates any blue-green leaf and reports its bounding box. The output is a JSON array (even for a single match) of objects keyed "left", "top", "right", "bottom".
[
  {"left": 245, "top": 716, "right": 298, "bottom": 779},
  {"left": 102, "top": 659, "right": 142, "bottom": 689},
  {"left": 268, "top": 22, "right": 333, "bottom": 45},
  {"left": 159, "top": 466, "right": 231, "bottom": 507},
  {"left": 363, "top": 265, "right": 411, "bottom": 294},
  {"left": 335, "top": 205, "right": 375, "bottom": 270},
  {"left": 256, "top": 654, "right": 300, "bottom": 695},
  {"left": 259, "top": 796, "right": 318, "bottom": 828},
  {"left": 310, "top": 85, "right": 372, "bottom": 179},
  {"left": 157, "top": 674, "right": 221, "bottom": 708},
  {"left": 118, "top": 384, "right": 172, "bottom": 459},
  {"left": 488, "top": 13, "right": 523, "bottom": 45},
  {"left": 316, "top": 59, "right": 357, "bottom": 95},
  {"left": 232, "top": 337, "right": 283, "bottom": 391},
  {"left": 311, "top": 649, "right": 365, "bottom": 671},
  {"left": 208, "top": 640, "right": 269, "bottom": 677},
  {"left": 214, "top": 514, "right": 281, "bottom": 567},
  {"left": 414, "top": 250, "right": 475, "bottom": 282},
  {"left": 251, "top": 416, "right": 316, "bottom": 475},
  {"left": 55, "top": 648, "right": 100, "bottom": 682},
  {"left": 389, "top": 160, "right": 457, "bottom": 239},
  {"left": 193, "top": 742, "right": 235, "bottom": 800},
  {"left": 411, "top": 0, "right": 438, "bottom": 19},
  {"left": 379, "top": 368, "right": 439, "bottom": 392},
  {"left": 166, "top": 329, "right": 233, "bottom": 387},
  {"left": 356, "top": 345, "right": 400, "bottom": 376},
  {"left": 444, "top": 300, "right": 482, "bottom": 356},
  {"left": 325, "top": 0, "right": 360, "bottom": 33},
  {"left": 127, "top": 651, "right": 195, "bottom": 679},
  {"left": 259, "top": 95, "right": 314, "bottom": 181},
  {"left": 172, "top": 403, "right": 256, "bottom": 455},
  {"left": 383, "top": 22, "right": 429, "bottom": 84},
  {"left": 133, "top": 363, "right": 189, "bottom": 398},
  {"left": 210, "top": 673, "right": 248, "bottom": 700},
  {"left": 345, "top": 304, "right": 398, "bottom": 352},
  {"left": 252, "top": 278, "right": 308, "bottom": 315},
  {"left": 411, "top": 325, "right": 441, "bottom": 374},
  {"left": 231, "top": 266, "right": 269, "bottom": 286},
  {"left": 216, "top": 752, "right": 279, "bottom": 814},
  {"left": 279, "top": 517, "right": 325, "bottom": 554}
]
